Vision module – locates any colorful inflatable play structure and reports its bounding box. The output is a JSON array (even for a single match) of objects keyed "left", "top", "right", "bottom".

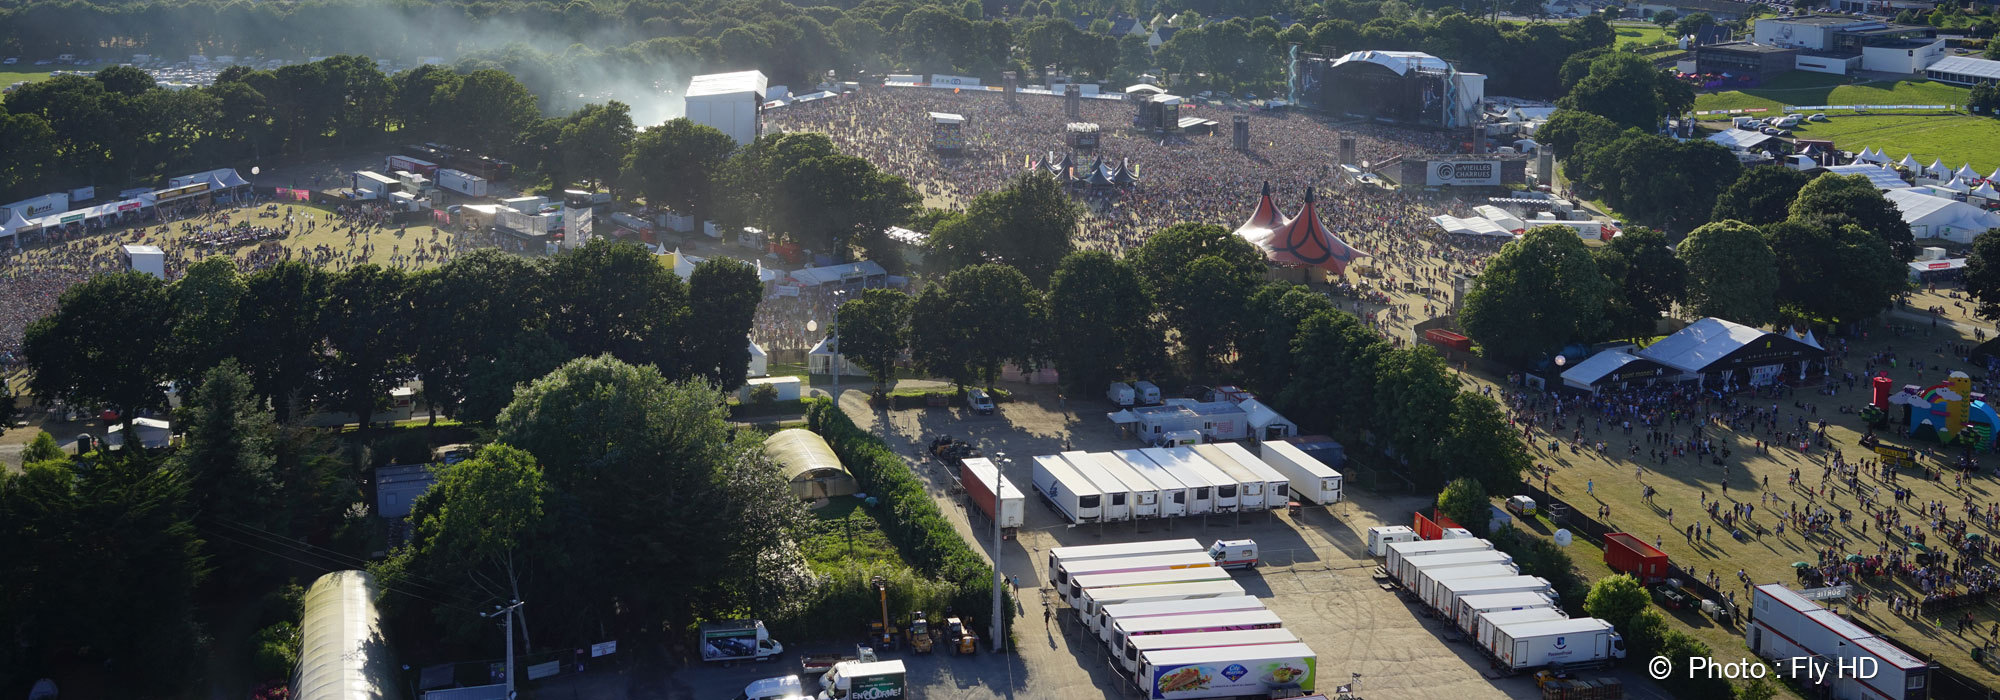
[{"left": 1886, "top": 371, "right": 2000, "bottom": 450}]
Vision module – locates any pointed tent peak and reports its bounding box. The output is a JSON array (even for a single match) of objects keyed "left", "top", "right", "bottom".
[
  {"left": 1261, "top": 181, "right": 1271, "bottom": 196},
  {"left": 1990, "top": 166, "right": 2000, "bottom": 181},
  {"left": 1304, "top": 187, "right": 1316, "bottom": 204}
]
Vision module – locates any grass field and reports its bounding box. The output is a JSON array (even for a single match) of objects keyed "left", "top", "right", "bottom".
[
  {"left": 0, "top": 67, "right": 58, "bottom": 91},
  {"left": 1693, "top": 73, "right": 1971, "bottom": 113},
  {"left": 1614, "top": 23, "right": 1670, "bottom": 48},
  {"left": 1787, "top": 114, "right": 2000, "bottom": 173}
]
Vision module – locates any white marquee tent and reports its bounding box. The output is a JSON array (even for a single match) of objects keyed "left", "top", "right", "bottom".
[{"left": 1884, "top": 188, "right": 2000, "bottom": 244}]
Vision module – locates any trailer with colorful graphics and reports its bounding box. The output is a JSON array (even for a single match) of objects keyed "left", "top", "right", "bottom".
[{"left": 1137, "top": 642, "right": 1316, "bottom": 699}]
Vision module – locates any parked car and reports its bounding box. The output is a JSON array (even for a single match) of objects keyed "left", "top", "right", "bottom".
[
  {"left": 1761, "top": 127, "right": 1783, "bottom": 135},
  {"left": 966, "top": 388, "right": 995, "bottom": 415},
  {"left": 1809, "top": 113, "right": 1829, "bottom": 121}
]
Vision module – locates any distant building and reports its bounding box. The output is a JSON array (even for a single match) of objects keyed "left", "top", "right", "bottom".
[
  {"left": 1694, "top": 41, "right": 1800, "bottom": 79},
  {"left": 1750, "top": 15, "right": 1943, "bottom": 74},
  {"left": 1925, "top": 55, "right": 2000, "bottom": 86},
  {"left": 684, "top": 70, "right": 768, "bottom": 149},
  {"left": 376, "top": 463, "right": 438, "bottom": 520}
]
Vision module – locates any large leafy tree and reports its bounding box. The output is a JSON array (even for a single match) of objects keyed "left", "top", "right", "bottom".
[
  {"left": 438, "top": 68, "right": 539, "bottom": 154},
  {"left": 1677, "top": 220, "right": 1779, "bottom": 324},
  {"left": 925, "top": 172, "right": 1081, "bottom": 283},
  {"left": 624, "top": 118, "right": 736, "bottom": 220},
  {"left": 1278, "top": 310, "right": 1386, "bottom": 434},
  {"left": 686, "top": 258, "right": 764, "bottom": 391},
  {"left": 1711, "top": 166, "right": 1814, "bottom": 227},
  {"left": 492, "top": 356, "right": 810, "bottom": 634},
  {"left": 1241, "top": 284, "right": 1338, "bottom": 395},
  {"left": 1130, "top": 223, "right": 1266, "bottom": 376},
  {"left": 836, "top": 288, "right": 912, "bottom": 393},
  {"left": 542, "top": 239, "right": 687, "bottom": 371},
  {"left": 1965, "top": 231, "right": 2000, "bottom": 320},
  {"left": 781, "top": 153, "right": 921, "bottom": 263},
  {"left": 1585, "top": 574, "right": 1651, "bottom": 631},
  {"left": 557, "top": 101, "right": 637, "bottom": 192},
  {"left": 1372, "top": 347, "right": 1460, "bottom": 485},
  {"left": 1766, "top": 218, "right": 1906, "bottom": 324},
  {"left": 1558, "top": 52, "right": 1666, "bottom": 132},
  {"left": 1046, "top": 251, "right": 1163, "bottom": 394},
  {"left": 1438, "top": 392, "right": 1532, "bottom": 494},
  {"left": 907, "top": 264, "right": 1043, "bottom": 388},
  {"left": 1538, "top": 109, "right": 1623, "bottom": 159},
  {"left": 411, "top": 250, "right": 556, "bottom": 422},
  {"left": 23, "top": 272, "right": 175, "bottom": 435},
  {"left": 237, "top": 261, "right": 329, "bottom": 423},
  {"left": 319, "top": 264, "right": 417, "bottom": 429},
  {"left": 1789, "top": 173, "right": 1916, "bottom": 260},
  {"left": 171, "top": 360, "right": 281, "bottom": 569},
  {"left": 1576, "top": 132, "right": 1740, "bottom": 231},
  {"left": 167, "top": 257, "right": 247, "bottom": 392},
  {"left": 1436, "top": 477, "right": 1490, "bottom": 535},
  {"left": 1461, "top": 226, "right": 1613, "bottom": 363},
  {"left": 1591, "top": 227, "right": 1686, "bottom": 339}
]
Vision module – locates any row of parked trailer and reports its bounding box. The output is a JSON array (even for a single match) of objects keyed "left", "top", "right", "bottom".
[
  {"left": 1043, "top": 539, "right": 1319, "bottom": 700},
  {"left": 1028, "top": 442, "right": 1343, "bottom": 525},
  {"left": 1373, "top": 531, "right": 1629, "bottom": 673}
]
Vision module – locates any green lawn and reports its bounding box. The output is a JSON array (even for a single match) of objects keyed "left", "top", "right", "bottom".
[
  {"left": 0, "top": 67, "right": 58, "bottom": 91},
  {"left": 1785, "top": 114, "right": 2000, "bottom": 173},
  {"left": 1614, "top": 23, "right": 1670, "bottom": 48},
  {"left": 1693, "top": 75, "right": 1970, "bottom": 113}
]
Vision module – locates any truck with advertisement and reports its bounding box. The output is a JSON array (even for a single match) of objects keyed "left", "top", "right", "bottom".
[
  {"left": 1486, "top": 617, "right": 1625, "bottom": 671},
  {"left": 816, "top": 658, "right": 907, "bottom": 700},
  {"left": 959, "top": 457, "right": 1024, "bottom": 537},
  {"left": 700, "top": 619, "right": 785, "bottom": 664},
  {"left": 385, "top": 154, "right": 439, "bottom": 176},
  {"left": 1138, "top": 642, "right": 1316, "bottom": 699}
]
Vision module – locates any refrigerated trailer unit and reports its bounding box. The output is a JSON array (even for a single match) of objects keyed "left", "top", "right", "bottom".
[
  {"left": 1136, "top": 642, "right": 1316, "bottom": 700},
  {"left": 1748, "top": 583, "right": 1929, "bottom": 700},
  {"left": 1095, "top": 596, "right": 1268, "bottom": 640},
  {"left": 1475, "top": 607, "right": 1567, "bottom": 653},
  {"left": 1071, "top": 567, "right": 1236, "bottom": 612},
  {"left": 1113, "top": 450, "right": 1191, "bottom": 517},
  {"left": 1383, "top": 538, "right": 1494, "bottom": 580},
  {"left": 1368, "top": 526, "right": 1421, "bottom": 556},
  {"left": 1192, "top": 443, "right": 1285, "bottom": 511},
  {"left": 1063, "top": 453, "right": 1133, "bottom": 522},
  {"left": 1455, "top": 591, "right": 1563, "bottom": 635},
  {"left": 1141, "top": 447, "right": 1218, "bottom": 515},
  {"left": 1079, "top": 580, "right": 1247, "bottom": 625},
  {"left": 1032, "top": 454, "right": 1104, "bottom": 524},
  {"left": 1072, "top": 451, "right": 1162, "bottom": 518},
  {"left": 1416, "top": 564, "right": 1522, "bottom": 610},
  {"left": 1487, "top": 617, "right": 1625, "bottom": 671},
  {"left": 1116, "top": 628, "right": 1299, "bottom": 675},
  {"left": 1112, "top": 610, "right": 1285, "bottom": 658},
  {"left": 1059, "top": 552, "right": 1220, "bottom": 607},
  {"left": 1257, "top": 440, "right": 1343, "bottom": 504},
  {"left": 959, "top": 457, "right": 1025, "bottom": 537},
  {"left": 436, "top": 168, "right": 489, "bottom": 197},
  {"left": 1047, "top": 539, "right": 1204, "bottom": 588},
  {"left": 1434, "top": 576, "right": 1555, "bottom": 625},
  {"left": 1392, "top": 549, "right": 1516, "bottom": 589},
  {"left": 1175, "top": 447, "right": 1245, "bottom": 513}
]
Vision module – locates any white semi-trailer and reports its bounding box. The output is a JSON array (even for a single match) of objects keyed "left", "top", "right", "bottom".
[
  {"left": 1046, "top": 539, "right": 1203, "bottom": 588},
  {"left": 1455, "top": 591, "right": 1562, "bottom": 635},
  {"left": 1416, "top": 564, "right": 1522, "bottom": 610},
  {"left": 1191, "top": 443, "right": 1285, "bottom": 511},
  {"left": 1475, "top": 607, "right": 1567, "bottom": 652},
  {"left": 1063, "top": 453, "right": 1134, "bottom": 522},
  {"left": 1487, "top": 617, "right": 1626, "bottom": 671},
  {"left": 1141, "top": 447, "right": 1219, "bottom": 515},
  {"left": 1136, "top": 642, "right": 1316, "bottom": 700},
  {"left": 1112, "top": 610, "right": 1285, "bottom": 659},
  {"left": 1032, "top": 454, "right": 1104, "bottom": 524},
  {"left": 1434, "top": 576, "right": 1555, "bottom": 625},
  {"left": 1383, "top": 538, "right": 1494, "bottom": 579},
  {"left": 1256, "top": 439, "right": 1343, "bottom": 504},
  {"left": 1095, "top": 596, "right": 1267, "bottom": 640},
  {"left": 1116, "top": 628, "right": 1299, "bottom": 675},
  {"left": 1392, "top": 549, "right": 1515, "bottom": 589},
  {"left": 1113, "top": 450, "right": 1191, "bottom": 517},
  {"left": 1073, "top": 451, "right": 1163, "bottom": 519}
]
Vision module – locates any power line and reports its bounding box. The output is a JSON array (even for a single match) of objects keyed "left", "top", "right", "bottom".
[
  {"left": 197, "top": 525, "right": 491, "bottom": 615},
  {"left": 208, "top": 516, "right": 485, "bottom": 606}
]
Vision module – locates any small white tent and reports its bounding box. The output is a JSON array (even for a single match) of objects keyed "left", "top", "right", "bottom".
[{"left": 748, "top": 340, "right": 769, "bottom": 378}]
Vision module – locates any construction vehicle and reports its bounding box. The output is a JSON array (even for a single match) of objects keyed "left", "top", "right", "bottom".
[
  {"left": 801, "top": 645, "right": 876, "bottom": 680},
  {"left": 866, "top": 576, "right": 897, "bottom": 651},
  {"left": 929, "top": 435, "right": 981, "bottom": 474},
  {"left": 946, "top": 616, "right": 978, "bottom": 655},
  {"left": 907, "top": 611, "right": 935, "bottom": 653}
]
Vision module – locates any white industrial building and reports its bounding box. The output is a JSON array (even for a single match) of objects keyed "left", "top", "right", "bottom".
[
  {"left": 1750, "top": 15, "right": 1945, "bottom": 75},
  {"left": 684, "top": 70, "right": 768, "bottom": 148}
]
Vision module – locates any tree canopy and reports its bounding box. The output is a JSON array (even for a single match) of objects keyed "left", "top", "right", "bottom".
[
  {"left": 925, "top": 172, "right": 1081, "bottom": 284},
  {"left": 1711, "top": 166, "right": 1815, "bottom": 227},
  {"left": 1046, "top": 251, "right": 1163, "bottom": 393},
  {"left": 1461, "top": 226, "right": 1612, "bottom": 363},
  {"left": 836, "top": 288, "right": 914, "bottom": 392},
  {"left": 1677, "top": 220, "right": 1779, "bottom": 325},
  {"left": 907, "top": 264, "right": 1042, "bottom": 387},
  {"left": 1789, "top": 173, "right": 1917, "bottom": 260},
  {"left": 1766, "top": 218, "right": 1906, "bottom": 324}
]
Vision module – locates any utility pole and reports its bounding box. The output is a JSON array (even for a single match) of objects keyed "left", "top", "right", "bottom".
[
  {"left": 989, "top": 503, "right": 1006, "bottom": 652},
  {"left": 484, "top": 600, "right": 525, "bottom": 699}
]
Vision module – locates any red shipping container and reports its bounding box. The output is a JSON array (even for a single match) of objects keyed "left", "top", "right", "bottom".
[
  {"left": 1413, "top": 511, "right": 1442, "bottom": 540},
  {"left": 1603, "top": 532, "right": 1669, "bottom": 583},
  {"left": 1425, "top": 328, "right": 1472, "bottom": 352}
]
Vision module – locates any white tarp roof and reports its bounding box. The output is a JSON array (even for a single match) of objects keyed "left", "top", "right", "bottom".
[
  {"left": 1973, "top": 182, "right": 2000, "bottom": 199},
  {"left": 1561, "top": 348, "right": 1657, "bottom": 389},
  {"left": 790, "top": 260, "right": 887, "bottom": 286},
  {"left": 686, "top": 70, "right": 769, "bottom": 98},
  {"left": 104, "top": 417, "right": 172, "bottom": 449},
  {"left": 1821, "top": 164, "right": 1907, "bottom": 190},
  {"left": 1707, "top": 129, "right": 1775, "bottom": 151},
  {"left": 1884, "top": 188, "right": 2000, "bottom": 235},
  {"left": 1471, "top": 205, "right": 1525, "bottom": 231},
  {"left": 885, "top": 226, "right": 928, "bottom": 245},
  {"left": 1327, "top": 50, "right": 1451, "bottom": 76},
  {"left": 296, "top": 571, "right": 400, "bottom": 700},
  {"left": 1929, "top": 55, "right": 2000, "bottom": 81},
  {"left": 1638, "top": 317, "right": 1773, "bottom": 373},
  {"left": 1909, "top": 259, "right": 1967, "bottom": 273},
  {"left": 1431, "top": 215, "right": 1514, "bottom": 237},
  {"left": 1237, "top": 398, "right": 1296, "bottom": 431},
  {"left": 0, "top": 208, "right": 31, "bottom": 238},
  {"left": 928, "top": 112, "right": 965, "bottom": 124}
]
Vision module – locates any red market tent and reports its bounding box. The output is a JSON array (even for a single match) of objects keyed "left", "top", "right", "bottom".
[{"left": 1264, "top": 187, "right": 1365, "bottom": 276}]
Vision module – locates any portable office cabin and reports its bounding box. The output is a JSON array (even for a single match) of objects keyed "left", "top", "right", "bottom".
[
  {"left": 1192, "top": 443, "right": 1286, "bottom": 511},
  {"left": 1455, "top": 591, "right": 1562, "bottom": 635},
  {"left": 1047, "top": 539, "right": 1204, "bottom": 588},
  {"left": 1257, "top": 439, "right": 1343, "bottom": 504},
  {"left": 1748, "top": 584, "right": 1929, "bottom": 700},
  {"left": 1074, "top": 451, "right": 1163, "bottom": 518},
  {"left": 1032, "top": 454, "right": 1105, "bottom": 523},
  {"left": 1141, "top": 447, "right": 1218, "bottom": 515},
  {"left": 1113, "top": 450, "right": 1192, "bottom": 517},
  {"left": 1383, "top": 538, "right": 1494, "bottom": 579},
  {"left": 1063, "top": 452, "right": 1134, "bottom": 521},
  {"left": 1112, "top": 609, "right": 1285, "bottom": 658},
  {"left": 1116, "top": 628, "right": 1299, "bottom": 674}
]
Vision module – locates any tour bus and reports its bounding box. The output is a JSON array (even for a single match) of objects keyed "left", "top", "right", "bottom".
[
  {"left": 1112, "top": 450, "right": 1192, "bottom": 517},
  {"left": 1046, "top": 539, "right": 1203, "bottom": 589},
  {"left": 1115, "top": 628, "right": 1300, "bottom": 675},
  {"left": 1095, "top": 595, "right": 1267, "bottom": 641}
]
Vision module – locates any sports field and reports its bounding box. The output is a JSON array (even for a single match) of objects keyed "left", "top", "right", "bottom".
[
  {"left": 1693, "top": 72, "right": 1971, "bottom": 113},
  {"left": 1614, "top": 23, "right": 1670, "bottom": 48},
  {"left": 0, "top": 67, "right": 58, "bottom": 91}
]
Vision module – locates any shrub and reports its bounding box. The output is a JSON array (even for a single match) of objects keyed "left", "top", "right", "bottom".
[
  {"left": 749, "top": 383, "right": 779, "bottom": 405},
  {"left": 249, "top": 621, "right": 300, "bottom": 679},
  {"left": 1490, "top": 528, "right": 1589, "bottom": 612},
  {"left": 806, "top": 399, "right": 1013, "bottom": 642},
  {"left": 1584, "top": 574, "right": 1650, "bottom": 631}
]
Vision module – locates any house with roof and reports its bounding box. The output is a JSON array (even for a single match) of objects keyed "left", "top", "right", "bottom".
[{"left": 1149, "top": 26, "right": 1181, "bottom": 49}]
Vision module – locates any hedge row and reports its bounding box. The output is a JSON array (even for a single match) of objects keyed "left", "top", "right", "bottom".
[{"left": 807, "top": 398, "right": 1015, "bottom": 641}]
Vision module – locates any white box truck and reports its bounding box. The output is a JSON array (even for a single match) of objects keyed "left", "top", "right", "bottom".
[
  {"left": 1108, "top": 382, "right": 1136, "bottom": 407},
  {"left": 1047, "top": 539, "right": 1203, "bottom": 588},
  {"left": 1083, "top": 580, "right": 1247, "bottom": 631},
  {"left": 1137, "top": 642, "right": 1316, "bottom": 700},
  {"left": 1488, "top": 617, "right": 1625, "bottom": 671},
  {"left": 1116, "top": 628, "right": 1298, "bottom": 675},
  {"left": 1383, "top": 538, "right": 1493, "bottom": 580},
  {"left": 815, "top": 658, "right": 907, "bottom": 700},
  {"left": 437, "top": 168, "right": 488, "bottom": 197},
  {"left": 1257, "top": 440, "right": 1343, "bottom": 505},
  {"left": 1059, "top": 552, "right": 1220, "bottom": 609},
  {"left": 1142, "top": 447, "right": 1217, "bottom": 515},
  {"left": 1133, "top": 380, "right": 1162, "bottom": 405},
  {"left": 1032, "top": 454, "right": 1104, "bottom": 524},
  {"left": 1368, "top": 526, "right": 1420, "bottom": 556},
  {"left": 1455, "top": 591, "right": 1562, "bottom": 635},
  {"left": 1475, "top": 607, "right": 1567, "bottom": 652},
  {"left": 1393, "top": 550, "right": 1516, "bottom": 589},
  {"left": 1113, "top": 609, "right": 1284, "bottom": 659},
  {"left": 1072, "top": 568, "right": 1235, "bottom": 612},
  {"left": 700, "top": 619, "right": 785, "bottom": 663},
  {"left": 1113, "top": 450, "right": 1190, "bottom": 517},
  {"left": 1192, "top": 443, "right": 1286, "bottom": 511},
  {"left": 1096, "top": 595, "right": 1267, "bottom": 640},
  {"left": 1074, "top": 451, "right": 1162, "bottom": 518},
  {"left": 1434, "top": 576, "right": 1554, "bottom": 624},
  {"left": 1062, "top": 453, "right": 1133, "bottom": 522},
  {"left": 1416, "top": 564, "right": 1522, "bottom": 610}
]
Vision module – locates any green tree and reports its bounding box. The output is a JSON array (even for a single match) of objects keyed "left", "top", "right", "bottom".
[
  {"left": 320, "top": 265, "right": 416, "bottom": 430},
  {"left": 1558, "top": 52, "right": 1666, "bottom": 131},
  {"left": 167, "top": 257, "right": 247, "bottom": 392},
  {"left": 1436, "top": 477, "right": 1490, "bottom": 535},
  {"left": 1711, "top": 166, "right": 1815, "bottom": 227},
  {"left": 237, "top": 261, "right": 329, "bottom": 423},
  {"left": 1789, "top": 173, "right": 1916, "bottom": 260},
  {"left": 1278, "top": 310, "right": 1386, "bottom": 435},
  {"left": 926, "top": 172, "right": 1081, "bottom": 283},
  {"left": 22, "top": 431, "right": 64, "bottom": 463},
  {"left": 1673, "top": 12, "right": 1714, "bottom": 38},
  {"left": 781, "top": 153, "right": 921, "bottom": 263},
  {"left": 1130, "top": 223, "right": 1265, "bottom": 375},
  {"left": 1240, "top": 284, "right": 1336, "bottom": 394},
  {"left": 171, "top": 361, "right": 280, "bottom": 546},
  {"left": 907, "top": 264, "right": 1043, "bottom": 387},
  {"left": 557, "top": 101, "right": 637, "bottom": 191},
  {"left": 439, "top": 69, "right": 539, "bottom": 154},
  {"left": 1677, "top": 220, "right": 1779, "bottom": 324},
  {"left": 1439, "top": 393, "right": 1532, "bottom": 493},
  {"left": 23, "top": 272, "right": 175, "bottom": 436},
  {"left": 1592, "top": 227, "right": 1686, "bottom": 339},
  {"left": 542, "top": 239, "right": 687, "bottom": 370},
  {"left": 624, "top": 118, "right": 736, "bottom": 220},
  {"left": 1462, "top": 227, "right": 1612, "bottom": 363},
  {"left": 1373, "top": 347, "right": 1459, "bottom": 485},
  {"left": 1766, "top": 218, "right": 1906, "bottom": 324},
  {"left": 1584, "top": 574, "right": 1651, "bottom": 630},
  {"left": 1576, "top": 132, "right": 1741, "bottom": 231},
  {"left": 411, "top": 249, "right": 554, "bottom": 422},
  {"left": 836, "top": 288, "right": 912, "bottom": 393},
  {"left": 1652, "top": 9, "right": 1679, "bottom": 27},
  {"left": 686, "top": 258, "right": 765, "bottom": 390},
  {"left": 1046, "top": 251, "right": 1163, "bottom": 393},
  {"left": 1539, "top": 109, "right": 1623, "bottom": 159},
  {"left": 1965, "top": 230, "right": 2000, "bottom": 319}
]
